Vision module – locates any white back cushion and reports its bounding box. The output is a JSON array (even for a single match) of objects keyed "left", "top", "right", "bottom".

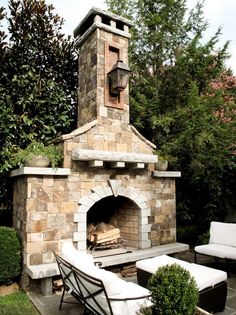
[
  {"left": 209, "top": 221, "right": 236, "bottom": 247},
  {"left": 61, "top": 241, "right": 94, "bottom": 267}
]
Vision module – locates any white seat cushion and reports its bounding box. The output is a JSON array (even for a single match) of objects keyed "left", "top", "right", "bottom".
[
  {"left": 136, "top": 254, "right": 189, "bottom": 274},
  {"left": 188, "top": 263, "right": 227, "bottom": 291},
  {"left": 110, "top": 282, "right": 151, "bottom": 315},
  {"left": 195, "top": 244, "right": 236, "bottom": 260},
  {"left": 136, "top": 255, "right": 227, "bottom": 291}
]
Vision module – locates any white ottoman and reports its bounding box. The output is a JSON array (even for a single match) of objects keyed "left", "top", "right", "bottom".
[{"left": 136, "top": 255, "right": 227, "bottom": 313}]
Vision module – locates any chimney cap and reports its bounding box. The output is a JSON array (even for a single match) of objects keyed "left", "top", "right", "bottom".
[{"left": 73, "top": 7, "right": 133, "bottom": 39}]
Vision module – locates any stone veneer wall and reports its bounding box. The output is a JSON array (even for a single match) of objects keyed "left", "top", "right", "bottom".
[
  {"left": 78, "top": 28, "right": 129, "bottom": 127},
  {"left": 13, "top": 175, "right": 77, "bottom": 268},
  {"left": 12, "top": 167, "right": 176, "bottom": 268}
]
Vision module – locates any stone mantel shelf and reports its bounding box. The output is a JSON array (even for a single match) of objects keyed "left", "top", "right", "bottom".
[
  {"left": 152, "top": 171, "right": 181, "bottom": 178},
  {"left": 10, "top": 167, "right": 71, "bottom": 177},
  {"left": 72, "top": 148, "right": 158, "bottom": 164}
]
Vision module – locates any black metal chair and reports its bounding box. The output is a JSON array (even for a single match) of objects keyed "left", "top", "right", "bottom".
[
  {"left": 54, "top": 251, "right": 83, "bottom": 311},
  {"left": 54, "top": 251, "right": 151, "bottom": 315}
]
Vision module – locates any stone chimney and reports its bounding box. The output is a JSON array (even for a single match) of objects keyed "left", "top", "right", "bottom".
[{"left": 74, "top": 8, "right": 132, "bottom": 127}]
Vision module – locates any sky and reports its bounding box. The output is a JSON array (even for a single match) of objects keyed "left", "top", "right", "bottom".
[{"left": 1, "top": 0, "right": 236, "bottom": 74}]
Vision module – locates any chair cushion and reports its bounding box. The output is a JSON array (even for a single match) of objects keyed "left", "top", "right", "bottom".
[
  {"left": 110, "top": 282, "right": 151, "bottom": 315},
  {"left": 136, "top": 254, "right": 189, "bottom": 274},
  {"left": 136, "top": 255, "right": 227, "bottom": 291},
  {"left": 61, "top": 241, "right": 94, "bottom": 267},
  {"left": 79, "top": 265, "right": 129, "bottom": 296},
  {"left": 187, "top": 263, "right": 227, "bottom": 291},
  {"left": 209, "top": 221, "right": 236, "bottom": 247},
  {"left": 60, "top": 241, "right": 147, "bottom": 297},
  {"left": 195, "top": 244, "right": 236, "bottom": 260}
]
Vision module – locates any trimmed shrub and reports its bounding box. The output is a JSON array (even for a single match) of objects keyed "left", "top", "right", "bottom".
[
  {"left": 148, "top": 263, "right": 199, "bottom": 315},
  {"left": 0, "top": 227, "right": 22, "bottom": 285}
]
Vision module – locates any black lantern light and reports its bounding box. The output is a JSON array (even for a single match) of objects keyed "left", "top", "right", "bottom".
[{"left": 107, "top": 60, "right": 131, "bottom": 96}]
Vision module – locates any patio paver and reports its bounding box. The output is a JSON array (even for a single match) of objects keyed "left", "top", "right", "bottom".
[{"left": 29, "top": 249, "right": 236, "bottom": 315}]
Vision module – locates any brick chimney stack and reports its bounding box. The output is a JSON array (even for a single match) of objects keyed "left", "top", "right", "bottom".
[{"left": 74, "top": 8, "right": 132, "bottom": 127}]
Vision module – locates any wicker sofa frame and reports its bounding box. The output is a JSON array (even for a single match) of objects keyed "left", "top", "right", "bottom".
[{"left": 136, "top": 268, "right": 227, "bottom": 314}]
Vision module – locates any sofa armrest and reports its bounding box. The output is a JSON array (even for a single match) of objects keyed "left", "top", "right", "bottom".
[{"left": 109, "top": 293, "right": 151, "bottom": 301}]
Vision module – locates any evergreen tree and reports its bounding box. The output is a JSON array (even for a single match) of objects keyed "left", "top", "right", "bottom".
[
  {"left": 106, "top": 0, "right": 236, "bottom": 232},
  {"left": 0, "top": 0, "right": 77, "bottom": 224}
]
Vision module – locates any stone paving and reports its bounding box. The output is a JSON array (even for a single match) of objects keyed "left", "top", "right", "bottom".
[{"left": 29, "top": 250, "right": 236, "bottom": 315}]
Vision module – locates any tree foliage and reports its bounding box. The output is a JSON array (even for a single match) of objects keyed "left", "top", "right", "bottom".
[
  {"left": 0, "top": 0, "right": 77, "bottom": 221},
  {"left": 106, "top": 0, "right": 236, "bottom": 230}
]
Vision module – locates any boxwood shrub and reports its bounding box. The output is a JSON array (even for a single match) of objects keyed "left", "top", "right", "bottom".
[
  {"left": 0, "top": 227, "right": 22, "bottom": 285},
  {"left": 148, "top": 263, "right": 199, "bottom": 315}
]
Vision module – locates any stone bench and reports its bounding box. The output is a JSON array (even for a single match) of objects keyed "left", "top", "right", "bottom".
[{"left": 26, "top": 263, "right": 59, "bottom": 295}]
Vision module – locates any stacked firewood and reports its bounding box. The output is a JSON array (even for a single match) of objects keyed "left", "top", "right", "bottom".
[
  {"left": 109, "top": 263, "right": 137, "bottom": 278},
  {"left": 87, "top": 222, "right": 121, "bottom": 249}
]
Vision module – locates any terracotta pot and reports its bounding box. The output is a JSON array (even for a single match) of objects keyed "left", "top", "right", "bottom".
[
  {"left": 155, "top": 160, "right": 168, "bottom": 171},
  {"left": 25, "top": 155, "right": 50, "bottom": 167}
]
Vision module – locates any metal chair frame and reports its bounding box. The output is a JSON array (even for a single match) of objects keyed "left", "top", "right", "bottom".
[{"left": 54, "top": 251, "right": 151, "bottom": 315}]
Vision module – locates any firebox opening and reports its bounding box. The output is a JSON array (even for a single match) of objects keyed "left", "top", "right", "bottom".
[{"left": 87, "top": 196, "right": 139, "bottom": 249}]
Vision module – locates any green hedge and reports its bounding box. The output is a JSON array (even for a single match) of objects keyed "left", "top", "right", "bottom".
[{"left": 0, "top": 227, "right": 22, "bottom": 285}]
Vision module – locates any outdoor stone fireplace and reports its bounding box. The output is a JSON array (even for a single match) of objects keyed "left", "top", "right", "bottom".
[{"left": 10, "top": 8, "right": 185, "bottom": 293}]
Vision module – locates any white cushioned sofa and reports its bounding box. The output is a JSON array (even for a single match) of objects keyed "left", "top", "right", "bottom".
[
  {"left": 194, "top": 221, "right": 236, "bottom": 260},
  {"left": 55, "top": 242, "right": 151, "bottom": 315},
  {"left": 136, "top": 254, "right": 227, "bottom": 313}
]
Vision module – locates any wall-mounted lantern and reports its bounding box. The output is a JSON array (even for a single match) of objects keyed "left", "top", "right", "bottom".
[{"left": 107, "top": 60, "right": 131, "bottom": 96}]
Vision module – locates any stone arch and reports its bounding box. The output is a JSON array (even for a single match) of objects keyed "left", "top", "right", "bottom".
[{"left": 73, "top": 180, "right": 151, "bottom": 250}]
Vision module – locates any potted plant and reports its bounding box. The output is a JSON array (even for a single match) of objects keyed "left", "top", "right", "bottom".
[
  {"left": 155, "top": 150, "right": 169, "bottom": 171},
  {"left": 148, "top": 263, "right": 199, "bottom": 315},
  {"left": 14, "top": 142, "right": 62, "bottom": 168}
]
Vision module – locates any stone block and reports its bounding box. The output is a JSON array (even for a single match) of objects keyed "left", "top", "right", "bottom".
[
  {"left": 76, "top": 221, "right": 87, "bottom": 232},
  {"left": 140, "top": 224, "right": 151, "bottom": 233},
  {"left": 48, "top": 214, "right": 66, "bottom": 229},
  {"left": 29, "top": 212, "right": 47, "bottom": 221},
  {"left": 140, "top": 240, "right": 151, "bottom": 249},
  {"left": 73, "top": 231, "right": 86, "bottom": 242},
  {"left": 43, "top": 177, "right": 54, "bottom": 187},
  {"left": 26, "top": 221, "right": 47, "bottom": 233},
  {"left": 28, "top": 233, "right": 44, "bottom": 242},
  {"left": 52, "top": 191, "right": 65, "bottom": 202},
  {"left": 47, "top": 202, "right": 59, "bottom": 213},
  {"left": 26, "top": 241, "right": 46, "bottom": 254},
  {"left": 41, "top": 277, "right": 53, "bottom": 296},
  {"left": 44, "top": 230, "right": 61, "bottom": 241},
  {"left": 46, "top": 242, "right": 58, "bottom": 252},
  {"left": 59, "top": 202, "right": 76, "bottom": 213},
  {"left": 27, "top": 183, "right": 32, "bottom": 198},
  {"left": 140, "top": 217, "right": 148, "bottom": 225},
  {"left": 37, "top": 188, "right": 50, "bottom": 202},
  {"left": 74, "top": 212, "right": 86, "bottom": 223},
  {"left": 30, "top": 254, "right": 43, "bottom": 265}
]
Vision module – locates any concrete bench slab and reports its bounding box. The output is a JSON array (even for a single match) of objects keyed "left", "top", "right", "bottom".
[{"left": 26, "top": 263, "right": 59, "bottom": 296}]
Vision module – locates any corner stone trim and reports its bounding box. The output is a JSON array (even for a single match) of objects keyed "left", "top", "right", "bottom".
[{"left": 73, "top": 180, "right": 151, "bottom": 250}]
